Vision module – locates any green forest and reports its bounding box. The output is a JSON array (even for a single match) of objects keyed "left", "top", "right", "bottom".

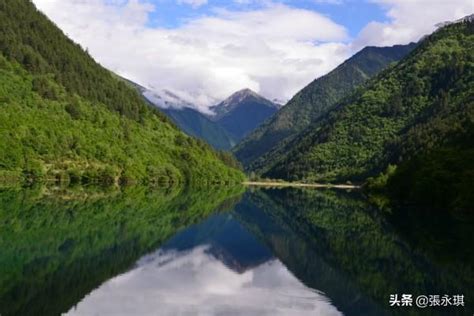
[
  {"left": 0, "top": 0, "right": 244, "bottom": 185},
  {"left": 233, "top": 43, "right": 416, "bottom": 170},
  {"left": 0, "top": 0, "right": 472, "bottom": 315},
  {"left": 259, "top": 20, "right": 473, "bottom": 210},
  {"left": 0, "top": 0, "right": 472, "bottom": 210}
]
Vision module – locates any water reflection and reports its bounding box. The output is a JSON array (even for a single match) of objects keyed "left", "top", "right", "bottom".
[
  {"left": 68, "top": 244, "right": 340, "bottom": 316},
  {"left": 0, "top": 185, "right": 244, "bottom": 316},
  {"left": 0, "top": 186, "right": 472, "bottom": 316},
  {"left": 68, "top": 211, "right": 341, "bottom": 315},
  {"left": 236, "top": 188, "right": 474, "bottom": 315}
]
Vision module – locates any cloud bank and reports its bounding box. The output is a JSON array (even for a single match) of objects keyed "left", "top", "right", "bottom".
[
  {"left": 32, "top": 0, "right": 472, "bottom": 112},
  {"left": 354, "top": 0, "right": 474, "bottom": 49},
  {"left": 32, "top": 0, "right": 350, "bottom": 111}
]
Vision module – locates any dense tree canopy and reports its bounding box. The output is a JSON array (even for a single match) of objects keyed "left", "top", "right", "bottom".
[
  {"left": 233, "top": 43, "right": 416, "bottom": 170},
  {"left": 0, "top": 0, "right": 244, "bottom": 185},
  {"left": 264, "top": 19, "right": 473, "bottom": 185},
  {"left": 260, "top": 19, "right": 473, "bottom": 209}
]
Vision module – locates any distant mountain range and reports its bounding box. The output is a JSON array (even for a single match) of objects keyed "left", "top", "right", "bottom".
[
  {"left": 139, "top": 87, "right": 236, "bottom": 150},
  {"left": 163, "top": 108, "right": 236, "bottom": 150},
  {"left": 209, "top": 88, "right": 282, "bottom": 142},
  {"left": 138, "top": 86, "right": 280, "bottom": 150},
  {"left": 233, "top": 42, "right": 418, "bottom": 169}
]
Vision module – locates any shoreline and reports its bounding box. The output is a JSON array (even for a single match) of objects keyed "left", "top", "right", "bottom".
[{"left": 243, "top": 181, "right": 361, "bottom": 189}]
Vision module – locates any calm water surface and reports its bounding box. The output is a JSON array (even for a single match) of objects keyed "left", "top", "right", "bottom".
[{"left": 0, "top": 186, "right": 472, "bottom": 315}]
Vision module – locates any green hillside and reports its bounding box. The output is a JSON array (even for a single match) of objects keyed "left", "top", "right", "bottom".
[
  {"left": 163, "top": 107, "right": 236, "bottom": 150},
  {"left": 0, "top": 0, "right": 244, "bottom": 185},
  {"left": 233, "top": 43, "right": 416, "bottom": 170},
  {"left": 119, "top": 78, "right": 236, "bottom": 151},
  {"left": 264, "top": 19, "right": 473, "bottom": 209}
]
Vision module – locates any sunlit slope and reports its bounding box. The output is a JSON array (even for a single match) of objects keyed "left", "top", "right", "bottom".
[
  {"left": 0, "top": 0, "right": 244, "bottom": 184},
  {"left": 264, "top": 19, "right": 473, "bottom": 186},
  {"left": 233, "top": 44, "right": 416, "bottom": 170}
]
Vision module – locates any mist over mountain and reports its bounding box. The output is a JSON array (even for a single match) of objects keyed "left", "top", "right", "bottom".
[
  {"left": 114, "top": 79, "right": 234, "bottom": 150},
  {"left": 139, "top": 86, "right": 281, "bottom": 149},
  {"left": 142, "top": 88, "right": 197, "bottom": 111}
]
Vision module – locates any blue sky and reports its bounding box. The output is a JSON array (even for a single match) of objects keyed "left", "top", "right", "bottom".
[
  {"left": 147, "top": 0, "right": 388, "bottom": 39},
  {"left": 33, "top": 0, "right": 473, "bottom": 111}
]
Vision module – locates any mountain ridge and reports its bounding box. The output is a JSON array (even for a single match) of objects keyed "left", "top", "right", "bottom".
[
  {"left": 127, "top": 82, "right": 237, "bottom": 150},
  {"left": 130, "top": 83, "right": 278, "bottom": 150},
  {"left": 209, "top": 88, "right": 282, "bottom": 142},
  {"left": 209, "top": 88, "right": 281, "bottom": 120},
  {"left": 0, "top": 0, "right": 244, "bottom": 184},
  {"left": 233, "top": 43, "right": 418, "bottom": 170},
  {"left": 162, "top": 107, "right": 236, "bottom": 150},
  {"left": 263, "top": 17, "right": 473, "bottom": 209}
]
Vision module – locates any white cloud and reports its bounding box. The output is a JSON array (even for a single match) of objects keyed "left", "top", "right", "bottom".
[
  {"left": 31, "top": 0, "right": 473, "bottom": 113},
  {"left": 354, "top": 0, "right": 474, "bottom": 49},
  {"left": 177, "top": 0, "right": 208, "bottom": 9},
  {"left": 32, "top": 0, "right": 349, "bottom": 112},
  {"left": 66, "top": 246, "right": 342, "bottom": 316}
]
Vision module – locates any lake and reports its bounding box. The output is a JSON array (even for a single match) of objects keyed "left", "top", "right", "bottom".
[{"left": 0, "top": 185, "right": 472, "bottom": 315}]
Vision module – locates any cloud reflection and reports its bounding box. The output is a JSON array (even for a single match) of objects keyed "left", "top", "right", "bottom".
[{"left": 67, "top": 245, "right": 342, "bottom": 316}]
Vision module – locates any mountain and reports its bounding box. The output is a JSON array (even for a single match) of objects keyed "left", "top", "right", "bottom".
[
  {"left": 264, "top": 18, "right": 473, "bottom": 209},
  {"left": 233, "top": 43, "right": 417, "bottom": 170},
  {"left": 162, "top": 108, "right": 236, "bottom": 150},
  {"left": 127, "top": 84, "right": 277, "bottom": 150},
  {"left": 139, "top": 87, "right": 236, "bottom": 150},
  {"left": 0, "top": 0, "right": 244, "bottom": 185},
  {"left": 209, "top": 88, "right": 281, "bottom": 142},
  {"left": 141, "top": 87, "right": 194, "bottom": 110}
]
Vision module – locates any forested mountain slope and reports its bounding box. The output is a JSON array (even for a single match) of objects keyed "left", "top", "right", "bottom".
[
  {"left": 233, "top": 43, "right": 417, "bottom": 169},
  {"left": 0, "top": 0, "right": 243, "bottom": 184},
  {"left": 162, "top": 107, "right": 236, "bottom": 150},
  {"left": 263, "top": 17, "right": 473, "bottom": 208},
  {"left": 123, "top": 81, "right": 237, "bottom": 150},
  {"left": 210, "top": 89, "right": 281, "bottom": 142}
]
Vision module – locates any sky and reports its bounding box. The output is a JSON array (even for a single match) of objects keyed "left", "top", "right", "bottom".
[{"left": 32, "top": 0, "right": 473, "bottom": 113}]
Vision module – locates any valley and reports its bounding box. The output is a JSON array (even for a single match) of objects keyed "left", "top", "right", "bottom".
[
  {"left": 141, "top": 86, "right": 281, "bottom": 150},
  {"left": 0, "top": 1, "right": 472, "bottom": 315}
]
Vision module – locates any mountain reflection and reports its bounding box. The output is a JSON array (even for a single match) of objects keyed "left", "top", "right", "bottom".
[
  {"left": 1, "top": 186, "right": 473, "bottom": 316},
  {"left": 67, "top": 244, "right": 341, "bottom": 316},
  {"left": 236, "top": 188, "right": 474, "bottom": 316},
  {"left": 0, "top": 185, "right": 244, "bottom": 316}
]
